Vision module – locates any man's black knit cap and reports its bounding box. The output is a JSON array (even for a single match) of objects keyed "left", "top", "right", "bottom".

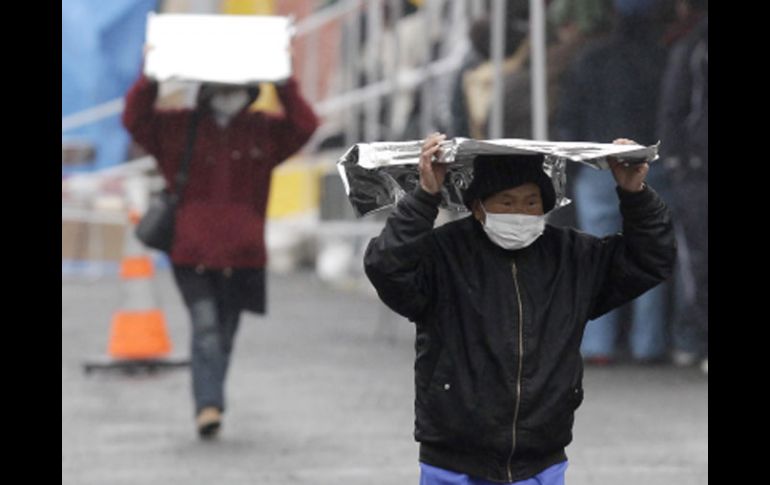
[{"left": 463, "top": 153, "right": 556, "bottom": 212}]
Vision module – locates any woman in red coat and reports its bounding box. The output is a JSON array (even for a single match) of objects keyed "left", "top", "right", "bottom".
[{"left": 122, "top": 72, "right": 318, "bottom": 439}]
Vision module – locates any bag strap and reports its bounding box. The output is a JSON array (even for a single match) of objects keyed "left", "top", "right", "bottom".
[{"left": 171, "top": 108, "right": 201, "bottom": 200}]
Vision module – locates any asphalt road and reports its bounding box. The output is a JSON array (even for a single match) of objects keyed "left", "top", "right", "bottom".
[{"left": 63, "top": 269, "right": 707, "bottom": 485}]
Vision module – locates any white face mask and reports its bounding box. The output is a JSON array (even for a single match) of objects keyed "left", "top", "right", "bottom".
[
  {"left": 480, "top": 203, "right": 546, "bottom": 250},
  {"left": 209, "top": 90, "right": 250, "bottom": 118}
]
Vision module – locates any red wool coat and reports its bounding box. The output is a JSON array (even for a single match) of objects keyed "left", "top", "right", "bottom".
[{"left": 122, "top": 75, "right": 319, "bottom": 269}]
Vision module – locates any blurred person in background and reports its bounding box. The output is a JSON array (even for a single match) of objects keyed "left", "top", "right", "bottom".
[
  {"left": 492, "top": 15, "right": 533, "bottom": 140},
  {"left": 357, "top": 0, "right": 423, "bottom": 141},
  {"left": 659, "top": 0, "right": 705, "bottom": 47},
  {"left": 447, "top": 16, "right": 486, "bottom": 138},
  {"left": 657, "top": 0, "right": 707, "bottom": 373},
  {"left": 490, "top": 0, "right": 613, "bottom": 231},
  {"left": 122, "top": 46, "right": 319, "bottom": 439},
  {"left": 462, "top": 2, "right": 531, "bottom": 140},
  {"left": 554, "top": 0, "right": 673, "bottom": 365},
  {"left": 496, "top": 0, "right": 613, "bottom": 141},
  {"left": 364, "top": 133, "right": 675, "bottom": 484},
  {"left": 449, "top": 1, "right": 530, "bottom": 139},
  {"left": 543, "top": 0, "right": 613, "bottom": 230},
  {"left": 546, "top": 0, "right": 613, "bottom": 117}
]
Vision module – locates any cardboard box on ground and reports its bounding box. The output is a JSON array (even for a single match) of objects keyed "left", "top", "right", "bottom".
[{"left": 62, "top": 219, "right": 125, "bottom": 262}]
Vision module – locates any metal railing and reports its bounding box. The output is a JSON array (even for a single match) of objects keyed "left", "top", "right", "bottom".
[{"left": 62, "top": 0, "right": 550, "bottom": 142}]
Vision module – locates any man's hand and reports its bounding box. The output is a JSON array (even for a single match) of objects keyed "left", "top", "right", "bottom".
[
  {"left": 419, "top": 132, "right": 447, "bottom": 195},
  {"left": 609, "top": 138, "right": 648, "bottom": 193}
]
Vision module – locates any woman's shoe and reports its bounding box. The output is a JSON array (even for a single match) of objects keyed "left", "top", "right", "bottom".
[{"left": 196, "top": 407, "right": 221, "bottom": 440}]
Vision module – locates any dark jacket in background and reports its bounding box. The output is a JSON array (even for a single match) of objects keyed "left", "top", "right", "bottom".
[
  {"left": 122, "top": 76, "right": 319, "bottom": 269},
  {"left": 364, "top": 186, "right": 676, "bottom": 482},
  {"left": 555, "top": 20, "right": 667, "bottom": 144},
  {"left": 655, "top": 14, "right": 708, "bottom": 352},
  {"left": 657, "top": 15, "right": 708, "bottom": 178}
]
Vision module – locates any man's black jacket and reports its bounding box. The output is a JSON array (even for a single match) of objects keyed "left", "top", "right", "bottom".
[{"left": 364, "top": 184, "right": 676, "bottom": 483}]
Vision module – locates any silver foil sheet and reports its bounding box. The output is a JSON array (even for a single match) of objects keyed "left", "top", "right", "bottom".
[{"left": 337, "top": 137, "right": 659, "bottom": 217}]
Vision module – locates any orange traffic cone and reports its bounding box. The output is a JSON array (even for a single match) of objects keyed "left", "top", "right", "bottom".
[{"left": 83, "top": 210, "right": 188, "bottom": 374}]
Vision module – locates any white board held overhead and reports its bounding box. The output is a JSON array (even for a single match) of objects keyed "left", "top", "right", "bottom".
[{"left": 143, "top": 13, "right": 294, "bottom": 85}]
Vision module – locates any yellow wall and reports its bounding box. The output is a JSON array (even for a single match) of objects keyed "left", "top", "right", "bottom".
[
  {"left": 266, "top": 158, "right": 325, "bottom": 218},
  {"left": 221, "top": 0, "right": 275, "bottom": 15}
]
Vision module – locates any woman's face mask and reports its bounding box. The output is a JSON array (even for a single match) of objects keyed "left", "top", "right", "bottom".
[
  {"left": 209, "top": 89, "right": 250, "bottom": 118},
  {"left": 480, "top": 202, "right": 546, "bottom": 250}
]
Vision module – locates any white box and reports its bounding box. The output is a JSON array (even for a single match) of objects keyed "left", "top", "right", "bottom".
[{"left": 144, "top": 13, "right": 293, "bottom": 85}]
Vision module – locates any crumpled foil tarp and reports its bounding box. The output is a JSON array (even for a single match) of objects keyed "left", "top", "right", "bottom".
[{"left": 337, "top": 137, "right": 659, "bottom": 217}]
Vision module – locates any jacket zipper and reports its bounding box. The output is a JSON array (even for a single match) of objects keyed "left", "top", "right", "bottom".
[{"left": 507, "top": 260, "right": 524, "bottom": 482}]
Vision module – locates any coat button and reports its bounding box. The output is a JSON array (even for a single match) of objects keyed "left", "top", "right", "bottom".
[
  {"left": 232, "top": 150, "right": 241, "bottom": 160},
  {"left": 223, "top": 267, "right": 233, "bottom": 277},
  {"left": 195, "top": 264, "right": 205, "bottom": 274},
  {"left": 443, "top": 383, "right": 451, "bottom": 391}
]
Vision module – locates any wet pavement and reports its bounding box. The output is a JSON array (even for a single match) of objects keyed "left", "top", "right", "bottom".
[{"left": 63, "top": 268, "right": 707, "bottom": 485}]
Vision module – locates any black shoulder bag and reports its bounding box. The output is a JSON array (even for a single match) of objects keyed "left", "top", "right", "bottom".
[{"left": 135, "top": 110, "right": 200, "bottom": 253}]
